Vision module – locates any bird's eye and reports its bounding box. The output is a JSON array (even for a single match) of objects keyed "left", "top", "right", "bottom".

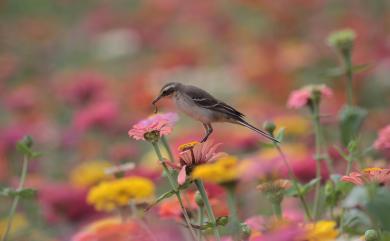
[{"left": 162, "top": 87, "right": 174, "bottom": 96}]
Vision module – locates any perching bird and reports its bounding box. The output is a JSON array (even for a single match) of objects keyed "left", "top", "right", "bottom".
[{"left": 152, "top": 82, "right": 279, "bottom": 143}]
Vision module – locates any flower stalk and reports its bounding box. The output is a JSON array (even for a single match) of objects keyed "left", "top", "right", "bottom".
[
  {"left": 311, "top": 97, "right": 324, "bottom": 220},
  {"left": 1, "top": 155, "right": 29, "bottom": 241},
  {"left": 343, "top": 51, "right": 354, "bottom": 106},
  {"left": 264, "top": 121, "right": 313, "bottom": 221},
  {"left": 161, "top": 136, "right": 175, "bottom": 163},
  {"left": 194, "top": 179, "right": 221, "bottom": 241},
  {"left": 151, "top": 142, "right": 198, "bottom": 241},
  {"left": 225, "top": 184, "right": 240, "bottom": 241},
  {"left": 274, "top": 144, "right": 313, "bottom": 221}
]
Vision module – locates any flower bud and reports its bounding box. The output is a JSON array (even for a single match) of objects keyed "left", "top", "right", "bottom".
[
  {"left": 194, "top": 191, "right": 204, "bottom": 207},
  {"left": 216, "top": 216, "right": 228, "bottom": 226},
  {"left": 20, "top": 135, "right": 34, "bottom": 148},
  {"left": 327, "top": 29, "right": 356, "bottom": 54},
  {"left": 263, "top": 121, "right": 276, "bottom": 136},
  {"left": 364, "top": 229, "right": 379, "bottom": 241},
  {"left": 240, "top": 223, "right": 251, "bottom": 238},
  {"left": 144, "top": 130, "right": 160, "bottom": 143}
]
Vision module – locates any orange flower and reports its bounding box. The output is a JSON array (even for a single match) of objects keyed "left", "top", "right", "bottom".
[{"left": 71, "top": 217, "right": 151, "bottom": 241}]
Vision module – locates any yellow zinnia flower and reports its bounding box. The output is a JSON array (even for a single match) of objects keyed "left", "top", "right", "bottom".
[
  {"left": 192, "top": 156, "right": 239, "bottom": 185},
  {"left": 178, "top": 141, "right": 200, "bottom": 152},
  {"left": 87, "top": 176, "right": 155, "bottom": 212},
  {"left": 70, "top": 160, "right": 112, "bottom": 187},
  {"left": 305, "top": 220, "right": 339, "bottom": 241}
]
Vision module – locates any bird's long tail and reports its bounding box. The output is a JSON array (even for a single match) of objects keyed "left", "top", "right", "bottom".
[{"left": 236, "top": 119, "right": 280, "bottom": 143}]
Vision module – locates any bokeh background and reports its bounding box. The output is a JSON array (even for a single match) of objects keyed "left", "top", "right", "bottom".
[{"left": 0, "top": 0, "right": 389, "bottom": 240}]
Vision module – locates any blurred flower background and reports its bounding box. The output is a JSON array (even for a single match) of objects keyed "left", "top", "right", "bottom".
[{"left": 0, "top": 0, "right": 389, "bottom": 240}]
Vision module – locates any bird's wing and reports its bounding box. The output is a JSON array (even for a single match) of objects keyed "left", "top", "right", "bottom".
[{"left": 184, "top": 85, "right": 245, "bottom": 118}]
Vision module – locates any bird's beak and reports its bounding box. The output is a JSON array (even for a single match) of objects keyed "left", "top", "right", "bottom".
[
  {"left": 152, "top": 94, "right": 163, "bottom": 113},
  {"left": 152, "top": 94, "right": 163, "bottom": 105}
]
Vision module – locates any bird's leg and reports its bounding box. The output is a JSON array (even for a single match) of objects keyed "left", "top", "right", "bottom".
[{"left": 200, "top": 124, "right": 213, "bottom": 143}]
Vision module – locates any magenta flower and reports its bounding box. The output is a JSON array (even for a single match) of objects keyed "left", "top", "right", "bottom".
[
  {"left": 374, "top": 124, "right": 390, "bottom": 151},
  {"left": 287, "top": 84, "right": 333, "bottom": 109},
  {"left": 128, "top": 112, "right": 178, "bottom": 141},
  {"left": 73, "top": 100, "right": 119, "bottom": 131},
  {"left": 166, "top": 141, "right": 225, "bottom": 185}
]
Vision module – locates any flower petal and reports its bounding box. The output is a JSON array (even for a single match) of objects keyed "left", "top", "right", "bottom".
[{"left": 178, "top": 165, "right": 187, "bottom": 185}]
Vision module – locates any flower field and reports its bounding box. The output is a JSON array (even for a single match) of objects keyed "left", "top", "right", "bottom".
[{"left": 0, "top": 1, "right": 389, "bottom": 241}]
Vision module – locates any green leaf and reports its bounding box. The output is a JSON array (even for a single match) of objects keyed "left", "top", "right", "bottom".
[
  {"left": 31, "top": 152, "right": 43, "bottom": 158},
  {"left": 145, "top": 189, "right": 176, "bottom": 211},
  {"left": 285, "top": 178, "right": 320, "bottom": 197},
  {"left": 16, "top": 142, "right": 33, "bottom": 156},
  {"left": 303, "top": 178, "right": 321, "bottom": 193},
  {"left": 275, "top": 127, "right": 285, "bottom": 142},
  {"left": 200, "top": 216, "right": 229, "bottom": 230},
  {"left": 145, "top": 181, "right": 192, "bottom": 211},
  {"left": 0, "top": 187, "right": 37, "bottom": 198},
  {"left": 261, "top": 143, "right": 275, "bottom": 149},
  {"left": 13, "top": 188, "right": 37, "bottom": 198},
  {"left": 366, "top": 189, "right": 390, "bottom": 231},
  {"left": 339, "top": 105, "right": 367, "bottom": 146},
  {"left": 351, "top": 64, "right": 371, "bottom": 74},
  {"left": 324, "top": 64, "right": 371, "bottom": 78}
]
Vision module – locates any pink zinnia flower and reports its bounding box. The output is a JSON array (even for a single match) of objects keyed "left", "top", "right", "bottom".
[
  {"left": 374, "top": 125, "right": 390, "bottom": 151},
  {"left": 128, "top": 112, "right": 178, "bottom": 141},
  {"left": 341, "top": 167, "right": 390, "bottom": 186},
  {"left": 60, "top": 71, "right": 107, "bottom": 106},
  {"left": 38, "top": 183, "right": 97, "bottom": 223},
  {"left": 166, "top": 141, "right": 225, "bottom": 185},
  {"left": 287, "top": 84, "right": 333, "bottom": 109},
  {"left": 73, "top": 100, "right": 119, "bottom": 131}
]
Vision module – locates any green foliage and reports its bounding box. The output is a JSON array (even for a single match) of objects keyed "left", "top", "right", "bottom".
[
  {"left": 203, "top": 216, "right": 229, "bottom": 229},
  {"left": 339, "top": 105, "right": 368, "bottom": 146},
  {"left": 325, "top": 175, "right": 353, "bottom": 207},
  {"left": 145, "top": 180, "right": 192, "bottom": 211},
  {"left": 366, "top": 189, "right": 390, "bottom": 232},
  {"left": 275, "top": 127, "right": 285, "bottom": 143},
  {"left": 285, "top": 178, "right": 321, "bottom": 197},
  {"left": 341, "top": 209, "right": 372, "bottom": 235},
  {"left": 16, "top": 136, "right": 42, "bottom": 158},
  {"left": 0, "top": 187, "right": 37, "bottom": 199},
  {"left": 324, "top": 64, "right": 371, "bottom": 78}
]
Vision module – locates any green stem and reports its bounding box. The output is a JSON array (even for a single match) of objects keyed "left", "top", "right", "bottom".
[
  {"left": 312, "top": 102, "right": 322, "bottom": 220},
  {"left": 271, "top": 201, "right": 282, "bottom": 219},
  {"left": 194, "top": 180, "right": 221, "bottom": 241},
  {"left": 343, "top": 51, "right": 354, "bottom": 106},
  {"left": 151, "top": 142, "right": 198, "bottom": 241},
  {"left": 1, "top": 155, "right": 29, "bottom": 241},
  {"left": 198, "top": 206, "right": 204, "bottom": 240},
  {"left": 274, "top": 145, "right": 312, "bottom": 221},
  {"left": 161, "top": 136, "right": 175, "bottom": 163},
  {"left": 226, "top": 185, "right": 240, "bottom": 241},
  {"left": 346, "top": 158, "right": 353, "bottom": 175}
]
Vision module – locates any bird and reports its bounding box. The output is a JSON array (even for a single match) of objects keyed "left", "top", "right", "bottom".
[{"left": 152, "top": 82, "right": 279, "bottom": 143}]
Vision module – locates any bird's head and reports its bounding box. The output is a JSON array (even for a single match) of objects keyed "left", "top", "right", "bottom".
[
  {"left": 152, "top": 82, "right": 181, "bottom": 112},
  {"left": 152, "top": 82, "right": 180, "bottom": 105}
]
